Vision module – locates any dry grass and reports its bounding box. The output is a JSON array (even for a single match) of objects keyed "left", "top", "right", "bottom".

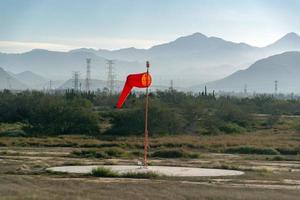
[
  {"left": 0, "top": 128, "right": 299, "bottom": 149},
  {"left": 0, "top": 175, "right": 300, "bottom": 200}
]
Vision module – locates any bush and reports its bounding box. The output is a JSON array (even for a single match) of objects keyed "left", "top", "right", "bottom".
[
  {"left": 26, "top": 98, "right": 100, "bottom": 135},
  {"left": 123, "top": 171, "right": 160, "bottom": 179},
  {"left": 225, "top": 146, "right": 280, "bottom": 155},
  {"left": 71, "top": 149, "right": 107, "bottom": 158},
  {"left": 90, "top": 167, "right": 160, "bottom": 179},
  {"left": 106, "top": 100, "right": 186, "bottom": 135},
  {"left": 218, "top": 123, "right": 245, "bottom": 134},
  {"left": 151, "top": 149, "right": 199, "bottom": 158},
  {"left": 104, "top": 147, "right": 125, "bottom": 157},
  {"left": 91, "top": 167, "right": 118, "bottom": 177},
  {"left": 276, "top": 148, "right": 300, "bottom": 155},
  {"left": 0, "top": 130, "right": 27, "bottom": 137},
  {"left": 71, "top": 148, "right": 126, "bottom": 159},
  {"left": 216, "top": 103, "right": 253, "bottom": 127}
]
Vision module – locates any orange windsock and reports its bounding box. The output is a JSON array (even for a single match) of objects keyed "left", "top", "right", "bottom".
[{"left": 116, "top": 72, "right": 152, "bottom": 108}]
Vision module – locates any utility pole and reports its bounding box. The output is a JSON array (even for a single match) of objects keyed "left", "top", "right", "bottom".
[
  {"left": 106, "top": 60, "right": 115, "bottom": 95},
  {"left": 85, "top": 58, "right": 91, "bottom": 91},
  {"left": 274, "top": 80, "right": 278, "bottom": 95}
]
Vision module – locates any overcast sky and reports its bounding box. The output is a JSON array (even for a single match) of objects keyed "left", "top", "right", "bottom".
[{"left": 0, "top": 0, "right": 300, "bottom": 53}]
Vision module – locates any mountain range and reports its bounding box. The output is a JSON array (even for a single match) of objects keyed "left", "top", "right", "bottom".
[
  {"left": 0, "top": 67, "right": 27, "bottom": 90},
  {"left": 194, "top": 51, "right": 300, "bottom": 93},
  {"left": 1, "top": 32, "right": 300, "bottom": 91}
]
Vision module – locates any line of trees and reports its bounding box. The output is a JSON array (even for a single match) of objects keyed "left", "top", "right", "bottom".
[{"left": 1, "top": 89, "right": 300, "bottom": 136}]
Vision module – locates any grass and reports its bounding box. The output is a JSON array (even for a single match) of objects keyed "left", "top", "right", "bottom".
[
  {"left": 1, "top": 174, "right": 300, "bottom": 200},
  {"left": 151, "top": 149, "right": 199, "bottom": 158},
  {"left": 0, "top": 117, "right": 300, "bottom": 159},
  {"left": 225, "top": 146, "right": 280, "bottom": 155},
  {"left": 90, "top": 167, "right": 160, "bottom": 179},
  {"left": 71, "top": 147, "right": 126, "bottom": 158},
  {"left": 0, "top": 123, "right": 27, "bottom": 137}
]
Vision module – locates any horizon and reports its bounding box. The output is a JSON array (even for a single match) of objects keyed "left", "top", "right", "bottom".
[{"left": 1, "top": 0, "right": 300, "bottom": 53}]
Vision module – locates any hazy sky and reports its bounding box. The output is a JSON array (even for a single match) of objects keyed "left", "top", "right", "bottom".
[{"left": 0, "top": 0, "right": 300, "bottom": 53}]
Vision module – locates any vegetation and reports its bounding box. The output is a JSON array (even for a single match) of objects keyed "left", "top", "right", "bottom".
[
  {"left": 122, "top": 171, "right": 160, "bottom": 179},
  {"left": 3, "top": 89, "right": 300, "bottom": 137},
  {"left": 151, "top": 149, "right": 199, "bottom": 158},
  {"left": 71, "top": 148, "right": 126, "bottom": 159},
  {"left": 91, "top": 167, "right": 118, "bottom": 177},
  {"left": 225, "top": 146, "right": 280, "bottom": 155},
  {"left": 90, "top": 167, "right": 160, "bottom": 179}
]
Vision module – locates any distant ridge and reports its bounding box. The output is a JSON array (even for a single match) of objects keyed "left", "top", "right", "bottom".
[
  {"left": 193, "top": 51, "right": 300, "bottom": 93},
  {"left": 15, "top": 71, "right": 48, "bottom": 89},
  {"left": 0, "top": 67, "right": 28, "bottom": 90}
]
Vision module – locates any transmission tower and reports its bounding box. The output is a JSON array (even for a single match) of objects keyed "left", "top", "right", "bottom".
[
  {"left": 274, "top": 80, "right": 278, "bottom": 94},
  {"left": 6, "top": 77, "right": 11, "bottom": 90},
  {"left": 49, "top": 80, "right": 52, "bottom": 90},
  {"left": 170, "top": 80, "right": 174, "bottom": 90},
  {"left": 85, "top": 58, "right": 91, "bottom": 91},
  {"left": 244, "top": 84, "right": 247, "bottom": 94},
  {"left": 73, "top": 71, "right": 80, "bottom": 91},
  {"left": 106, "top": 59, "right": 115, "bottom": 95}
]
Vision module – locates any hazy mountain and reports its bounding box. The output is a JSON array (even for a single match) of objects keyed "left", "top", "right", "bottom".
[
  {"left": 0, "top": 67, "right": 28, "bottom": 90},
  {"left": 14, "top": 71, "right": 48, "bottom": 89},
  {"left": 193, "top": 52, "right": 300, "bottom": 93},
  {"left": 0, "top": 49, "right": 143, "bottom": 81},
  {"left": 265, "top": 32, "right": 300, "bottom": 52},
  {"left": 58, "top": 79, "right": 124, "bottom": 91},
  {"left": 78, "top": 32, "right": 300, "bottom": 85},
  {"left": 1, "top": 32, "right": 300, "bottom": 89}
]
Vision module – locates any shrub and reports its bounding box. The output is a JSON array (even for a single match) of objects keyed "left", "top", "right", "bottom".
[
  {"left": 71, "top": 150, "right": 107, "bottom": 158},
  {"left": 71, "top": 148, "right": 126, "bottom": 159},
  {"left": 151, "top": 149, "right": 199, "bottom": 158},
  {"left": 106, "top": 100, "right": 186, "bottom": 135},
  {"left": 218, "top": 123, "right": 245, "bottom": 134},
  {"left": 90, "top": 167, "right": 161, "bottom": 179},
  {"left": 276, "top": 148, "right": 300, "bottom": 155},
  {"left": 0, "top": 130, "right": 28, "bottom": 137},
  {"left": 91, "top": 167, "right": 118, "bottom": 177},
  {"left": 225, "top": 146, "right": 280, "bottom": 155},
  {"left": 104, "top": 147, "right": 125, "bottom": 157},
  {"left": 268, "top": 155, "right": 285, "bottom": 161},
  {"left": 123, "top": 171, "right": 160, "bottom": 179}
]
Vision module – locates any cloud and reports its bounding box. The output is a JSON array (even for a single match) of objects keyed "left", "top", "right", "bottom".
[
  {"left": 0, "top": 37, "right": 166, "bottom": 53},
  {"left": 0, "top": 41, "right": 76, "bottom": 53}
]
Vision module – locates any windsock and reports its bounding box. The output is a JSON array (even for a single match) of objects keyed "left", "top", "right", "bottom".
[{"left": 116, "top": 72, "right": 152, "bottom": 108}]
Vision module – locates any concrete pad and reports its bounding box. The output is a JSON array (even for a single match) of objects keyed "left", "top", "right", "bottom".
[{"left": 47, "top": 165, "right": 244, "bottom": 177}]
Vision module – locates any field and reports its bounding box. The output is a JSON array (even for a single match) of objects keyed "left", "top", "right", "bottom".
[{"left": 1, "top": 116, "right": 300, "bottom": 200}]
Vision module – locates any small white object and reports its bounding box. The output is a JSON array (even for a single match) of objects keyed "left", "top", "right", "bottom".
[{"left": 137, "top": 160, "right": 143, "bottom": 168}]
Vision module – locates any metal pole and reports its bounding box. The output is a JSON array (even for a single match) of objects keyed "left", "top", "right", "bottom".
[{"left": 144, "top": 61, "right": 150, "bottom": 167}]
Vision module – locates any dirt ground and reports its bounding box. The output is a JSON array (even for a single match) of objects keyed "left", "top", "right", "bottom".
[{"left": 1, "top": 147, "right": 300, "bottom": 200}]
